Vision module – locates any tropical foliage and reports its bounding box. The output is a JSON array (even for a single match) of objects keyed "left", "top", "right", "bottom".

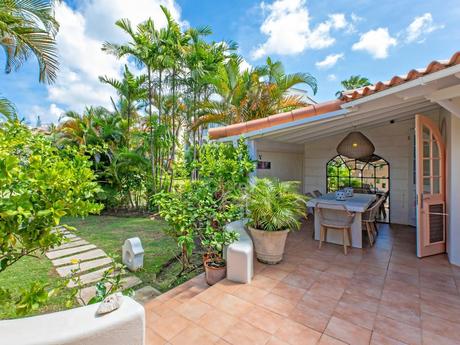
[
  {"left": 154, "top": 139, "right": 254, "bottom": 272},
  {"left": 245, "top": 178, "right": 307, "bottom": 232},
  {"left": 0, "top": 0, "right": 59, "bottom": 83},
  {"left": 0, "top": 121, "right": 102, "bottom": 272},
  {"left": 336, "top": 75, "right": 372, "bottom": 97}
]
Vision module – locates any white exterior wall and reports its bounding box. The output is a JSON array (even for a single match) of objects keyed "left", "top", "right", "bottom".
[
  {"left": 303, "top": 120, "right": 419, "bottom": 225},
  {"left": 446, "top": 107, "right": 460, "bottom": 266},
  {"left": 254, "top": 141, "right": 304, "bottom": 190}
]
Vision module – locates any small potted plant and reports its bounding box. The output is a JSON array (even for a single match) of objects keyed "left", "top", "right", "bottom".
[
  {"left": 244, "top": 178, "right": 306, "bottom": 264},
  {"left": 201, "top": 226, "right": 239, "bottom": 285}
]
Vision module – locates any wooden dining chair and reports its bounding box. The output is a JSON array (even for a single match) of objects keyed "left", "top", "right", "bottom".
[
  {"left": 316, "top": 203, "right": 355, "bottom": 255},
  {"left": 361, "top": 197, "right": 384, "bottom": 246}
]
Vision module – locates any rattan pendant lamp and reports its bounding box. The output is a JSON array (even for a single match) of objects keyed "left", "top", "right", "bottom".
[{"left": 336, "top": 131, "right": 375, "bottom": 159}]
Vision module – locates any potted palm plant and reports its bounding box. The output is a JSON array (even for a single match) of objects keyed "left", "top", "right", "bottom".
[{"left": 245, "top": 178, "right": 307, "bottom": 264}]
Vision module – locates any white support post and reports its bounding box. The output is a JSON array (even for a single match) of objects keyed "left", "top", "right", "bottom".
[{"left": 246, "top": 140, "right": 257, "bottom": 183}]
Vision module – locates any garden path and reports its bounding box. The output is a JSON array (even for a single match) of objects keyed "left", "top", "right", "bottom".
[{"left": 46, "top": 225, "right": 142, "bottom": 304}]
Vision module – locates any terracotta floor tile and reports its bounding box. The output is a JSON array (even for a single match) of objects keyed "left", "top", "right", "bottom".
[
  {"left": 378, "top": 299, "right": 420, "bottom": 328},
  {"left": 260, "top": 266, "right": 290, "bottom": 280},
  {"left": 288, "top": 303, "right": 330, "bottom": 332},
  {"left": 154, "top": 312, "right": 192, "bottom": 341},
  {"left": 257, "top": 292, "right": 296, "bottom": 316},
  {"left": 332, "top": 300, "right": 376, "bottom": 330},
  {"left": 274, "top": 319, "right": 321, "bottom": 345},
  {"left": 420, "top": 287, "right": 460, "bottom": 308},
  {"left": 421, "top": 313, "right": 460, "bottom": 342},
  {"left": 318, "top": 334, "right": 348, "bottom": 345},
  {"left": 231, "top": 284, "right": 269, "bottom": 304},
  {"left": 222, "top": 320, "right": 271, "bottom": 345},
  {"left": 271, "top": 281, "right": 306, "bottom": 302},
  {"left": 266, "top": 337, "right": 290, "bottom": 345},
  {"left": 300, "top": 292, "right": 338, "bottom": 315},
  {"left": 422, "top": 330, "right": 459, "bottom": 345},
  {"left": 308, "top": 281, "right": 345, "bottom": 300},
  {"left": 170, "top": 324, "right": 219, "bottom": 345},
  {"left": 370, "top": 332, "right": 408, "bottom": 345},
  {"left": 325, "top": 264, "right": 355, "bottom": 279},
  {"left": 214, "top": 340, "right": 232, "bottom": 345},
  {"left": 303, "top": 257, "right": 330, "bottom": 271},
  {"left": 196, "top": 286, "right": 223, "bottom": 305},
  {"left": 214, "top": 279, "right": 243, "bottom": 294},
  {"left": 145, "top": 327, "right": 168, "bottom": 345},
  {"left": 251, "top": 274, "right": 279, "bottom": 291},
  {"left": 242, "top": 305, "right": 283, "bottom": 334},
  {"left": 198, "top": 308, "right": 238, "bottom": 337},
  {"left": 340, "top": 290, "right": 380, "bottom": 313},
  {"left": 373, "top": 314, "right": 421, "bottom": 345},
  {"left": 210, "top": 293, "right": 254, "bottom": 317},
  {"left": 324, "top": 316, "right": 372, "bottom": 345},
  {"left": 421, "top": 299, "right": 460, "bottom": 322},
  {"left": 176, "top": 297, "right": 213, "bottom": 321},
  {"left": 153, "top": 298, "right": 181, "bottom": 317},
  {"left": 282, "top": 271, "right": 318, "bottom": 289}
]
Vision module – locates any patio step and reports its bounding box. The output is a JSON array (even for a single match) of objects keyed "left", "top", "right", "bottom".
[{"left": 133, "top": 286, "right": 162, "bottom": 304}]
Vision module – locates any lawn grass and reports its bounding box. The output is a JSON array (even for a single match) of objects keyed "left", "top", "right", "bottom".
[
  {"left": 0, "top": 215, "right": 202, "bottom": 320},
  {"left": 63, "top": 215, "right": 203, "bottom": 292},
  {"left": 0, "top": 255, "right": 75, "bottom": 320}
]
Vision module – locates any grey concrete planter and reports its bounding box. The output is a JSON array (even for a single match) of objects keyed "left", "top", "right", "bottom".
[{"left": 247, "top": 226, "right": 289, "bottom": 264}]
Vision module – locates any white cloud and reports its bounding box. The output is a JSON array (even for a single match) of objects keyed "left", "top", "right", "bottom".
[
  {"left": 327, "top": 74, "right": 337, "bottom": 81},
  {"left": 251, "top": 0, "right": 353, "bottom": 59},
  {"left": 405, "top": 13, "right": 443, "bottom": 43},
  {"left": 315, "top": 53, "right": 344, "bottom": 69},
  {"left": 27, "top": 103, "right": 65, "bottom": 125},
  {"left": 352, "top": 28, "right": 397, "bottom": 59},
  {"left": 47, "top": 1, "right": 183, "bottom": 114}
]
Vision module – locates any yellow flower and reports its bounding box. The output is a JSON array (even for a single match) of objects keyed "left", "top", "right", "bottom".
[{"left": 70, "top": 258, "right": 80, "bottom": 264}]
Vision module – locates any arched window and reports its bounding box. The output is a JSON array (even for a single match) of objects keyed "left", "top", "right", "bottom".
[{"left": 326, "top": 154, "right": 390, "bottom": 222}]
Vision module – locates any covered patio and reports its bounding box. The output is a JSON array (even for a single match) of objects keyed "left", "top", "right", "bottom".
[{"left": 145, "top": 219, "right": 460, "bottom": 345}]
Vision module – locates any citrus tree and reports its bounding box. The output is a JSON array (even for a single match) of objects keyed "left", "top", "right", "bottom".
[{"left": 0, "top": 121, "right": 103, "bottom": 272}]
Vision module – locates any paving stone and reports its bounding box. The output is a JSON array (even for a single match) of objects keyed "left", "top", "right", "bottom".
[
  {"left": 46, "top": 244, "right": 96, "bottom": 259},
  {"left": 134, "top": 286, "right": 162, "bottom": 304},
  {"left": 48, "top": 239, "right": 89, "bottom": 252},
  {"left": 79, "top": 275, "right": 142, "bottom": 304},
  {"left": 67, "top": 267, "right": 114, "bottom": 288},
  {"left": 64, "top": 233, "right": 78, "bottom": 239},
  {"left": 51, "top": 249, "right": 107, "bottom": 267},
  {"left": 56, "top": 257, "right": 113, "bottom": 277}
]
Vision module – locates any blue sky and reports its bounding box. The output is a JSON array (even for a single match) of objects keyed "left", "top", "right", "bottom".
[{"left": 2, "top": 0, "right": 459, "bottom": 124}]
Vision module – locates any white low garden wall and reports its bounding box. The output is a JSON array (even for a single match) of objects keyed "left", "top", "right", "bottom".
[{"left": 0, "top": 296, "right": 145, "bottom": 345}]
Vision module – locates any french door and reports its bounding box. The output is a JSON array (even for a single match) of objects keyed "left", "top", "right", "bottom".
[{"left": 415, "top": 114, "right": 446, "bottom": 257}]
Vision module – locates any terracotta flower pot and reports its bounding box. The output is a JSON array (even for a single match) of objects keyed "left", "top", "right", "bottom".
[
  {"left": 204, "top": 259, "right": 227, "bottom": 286},
  {"left": 248, "top": 226, "right": 289, "bottom": 264}
]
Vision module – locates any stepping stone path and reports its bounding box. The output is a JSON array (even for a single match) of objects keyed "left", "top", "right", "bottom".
[{"left": 47, "top": 226, "right": 142, "bottom": 305}]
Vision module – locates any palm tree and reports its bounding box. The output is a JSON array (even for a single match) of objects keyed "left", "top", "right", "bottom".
[
  {"left": 193, "top": 56, "right": 317, "bottom": 128},
  {"left": 335, "top": 75, "right": 371, "bottom": 97},
  {"left": 99, "top": 65, "right": 147, "bottom": 148},
  {"left": 0, "top": 96, "right": 16, "bottom": 118},
  {"left": 0, "top": 0, "right": 59, "bottom": 83}
]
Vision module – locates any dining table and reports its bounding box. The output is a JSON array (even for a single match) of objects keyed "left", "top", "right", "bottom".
[{"left": 306, "top": 192, "right": 377, "bottom": 248}]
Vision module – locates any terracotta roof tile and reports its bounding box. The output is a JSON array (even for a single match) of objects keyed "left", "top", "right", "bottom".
[
  {"left": 208, "top": 99, "right": 343, "bottom": 140},
  {"left": 341, "top": 51, "right": 460, "bottom": 102},
  {"left": 209, "top": 52, "right": 460, "bottom": 140}
]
